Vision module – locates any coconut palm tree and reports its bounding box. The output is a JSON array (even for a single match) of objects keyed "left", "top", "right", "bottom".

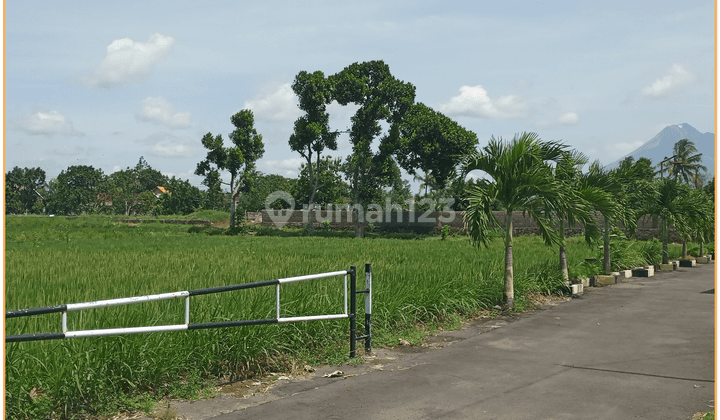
[
  {"left": 462, "top": 132, "right": 568, "bottom": 310},
  {"left": 413, "top": 170, "right": 436, "bottom": 196},
  {"left": 657, "top": 139, "right": 707, "bottom": 186}
]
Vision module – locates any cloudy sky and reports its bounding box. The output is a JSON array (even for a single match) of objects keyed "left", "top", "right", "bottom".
[{"left": 4, "top": 0, "right": 715, "bottom": 190}]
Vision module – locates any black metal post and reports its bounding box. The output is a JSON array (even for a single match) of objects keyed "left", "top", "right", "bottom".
[
  {"left": 364, "top": 263, "right": 372, "bottom": 354},
  {"left": 350, "top": 266, "right": 357, "bottom": 358}
]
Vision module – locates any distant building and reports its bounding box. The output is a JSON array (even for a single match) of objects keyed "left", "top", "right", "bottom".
[{"left": 153, "top": 186, "right": 169, "bottom": 198}]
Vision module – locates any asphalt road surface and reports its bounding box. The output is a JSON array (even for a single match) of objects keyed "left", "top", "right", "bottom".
[{"left": 168, "top": 261, "right": 715, "bottom": 420}]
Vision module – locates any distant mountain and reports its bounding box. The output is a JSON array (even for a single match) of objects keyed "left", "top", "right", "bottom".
[{"left": 606, "top": 123, "right": 715, "bottom": 179}]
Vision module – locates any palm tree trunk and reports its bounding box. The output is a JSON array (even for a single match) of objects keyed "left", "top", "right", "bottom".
[
  {"left": 700, "top": 242, "right": 704, "bottom": 256},
  {"left": 661, "top": 217, "right": 669, "bottom": 264},
  {"left": 559, "top": 216, "right": 568, "bottom": 281},
  {"left": 603, "top": 218, "right": 611, "bottom": 274},
  {"left": 504, "top": 210, "right": 514, "bottom": 310},
  {"left": 681, "top": 241, "right": 687, "bottom": 259}
]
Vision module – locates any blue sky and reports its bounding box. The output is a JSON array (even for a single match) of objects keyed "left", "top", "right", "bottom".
[{"left": 4, "top": 0, "right": 716, "bottom": 190}]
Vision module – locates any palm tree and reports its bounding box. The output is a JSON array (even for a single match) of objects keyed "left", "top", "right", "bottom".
[
  {"left": 577, "top": 162, "right": 626, "bottom": 274},
  {"left": 644, "top": 178, "right": 701, "bottom": 264},
  {"left": 684, "top": 188, "right": 714, "bottom": 258},
  {"left": 553, "top": 153, "right": 614, "bottom": 280},
  {"left": 413, "top": 170, "right": 436, "bottom": 196},
  {"left": 657, "top": 139, "right": 707, "bottom": 186},
  {"left": 463, "top": 132, "right": 567, "bottom": 310}
]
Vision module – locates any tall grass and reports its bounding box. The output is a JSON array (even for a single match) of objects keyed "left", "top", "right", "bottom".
[{"left": 3, "top": 216, "right": 620, "bottom": 418}]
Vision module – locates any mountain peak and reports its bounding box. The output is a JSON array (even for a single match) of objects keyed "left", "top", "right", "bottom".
[{"left": 606, "top": 123, "right": 715, "bottom": 177}]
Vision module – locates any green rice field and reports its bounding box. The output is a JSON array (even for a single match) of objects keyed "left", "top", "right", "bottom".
[{"left": 4, "top": 215, "right": 686, "bottom": 419}]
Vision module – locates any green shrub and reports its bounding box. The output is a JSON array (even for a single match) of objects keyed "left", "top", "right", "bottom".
[{"left": 441, "top": 224, "right": 451, "bottom": 240}]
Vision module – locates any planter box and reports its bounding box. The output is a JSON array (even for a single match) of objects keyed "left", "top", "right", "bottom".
[
  {"left": 570, "top": 284, "right": 583, "bottom": 295},
  {"left": 632, "top": 266, "right": 654, "bottom": 277},
  {"left": 679, "top": 259, "right": 696, "bottom": 267},
  {"left": 658, "top": 263, "right": 674, "bottom": 271},
  {"left": 696, "top": 256, "right": 709, "bottom": 264},
  {"left": 596, "top": 275, "right": 616, "bottom": 286},
  {"left": 574, "top": 277, "right": 591, "bottom": 287}
]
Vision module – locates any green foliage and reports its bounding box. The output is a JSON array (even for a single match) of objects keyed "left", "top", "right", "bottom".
[
  {"left": 157, "top": 177, "right": 204, "bottom": 215},
  {"left": 195, "top": 110, "right": 265, "bottom": 226},
  {"left": 656, "top": 138, "right": 707, "bottom": 187},
  {"left": 638, "top": 238, "right": 663, "bottom": 265},
  {"left": 395, "top": 102, "right": 478, "bottom": 189},
  {"left": 322, "top": 219, "right": 332, "bottom": 231},
  {"left": 239, "top": 171, "right": 297, "bottom": 212},
  {"left": 289, "top": 70, "right": 340, "bottom": 207},
  {"left": 441, "top": 224, "right": 451, "bottom": 240},
  {"left": 45, "top": 165, "right": 105, "bottom": 215},
  {"left": 5, "top": 166, "right": 46, "bottom": 214},
  {"left": 330, "top": 60, "right": 416, "bottom": 232},
  {"left": 293, "top": 156, "right": 349, "bottom": 208},
  {"left": 463, "top": 132, "right": 568, "bottom": 248}
]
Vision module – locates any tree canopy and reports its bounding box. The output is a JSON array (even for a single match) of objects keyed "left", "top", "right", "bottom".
[{"left": 195, "top": 109, "right": 265, "bottom": 226}]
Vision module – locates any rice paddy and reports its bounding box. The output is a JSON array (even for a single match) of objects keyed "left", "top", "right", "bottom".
[{"left": 4, "top": 215, "right": 685, "bottom": 419}]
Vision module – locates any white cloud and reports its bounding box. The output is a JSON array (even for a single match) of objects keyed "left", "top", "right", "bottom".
[
  {"left": 9, "top": 110, "right": 84, "bottom": 136},
  {"left": 243, "top": 83, "right": 302, "bottom": 122},
  {"left": 137, "top": 97, "right": 191, "bottom": 129},
  {"left": 641, "top": 64, "right": 695, "bottom": 98},
  {"left": 140, "top": 132, "right": 196, "bottom": 158},
  {"left": 257, "top": 157, "right": 305, "bottom": 177},
  {"left": 558, "top": 112, "right": 579, "bottom": 125},
  {"left": 79, "top": 33, "right": 174, "bottom": 87},
  {"left": 438, "top": 85, "right": 528, "bottom": 119}
]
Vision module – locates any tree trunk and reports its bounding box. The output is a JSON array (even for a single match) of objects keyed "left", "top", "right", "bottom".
[
  {"left": 504, "top": 210, "right": 514, "bottom": 310},
  {"left": 700, "top": 242, "right": 704, "bottom": 256},
  {"left": 229, "top": 174, "right": 238, "bottom": 228},
  {"left": 559, "top": 216, "right": 568, "bottom": 281},
  {"left": 661, "top": 217, "right": 669, "bottom": 264},
  {"left": 603, "top": 218, "right": 611, "bottom": 274},
  {"left": 681, "top": 241, "right": 687, "bottom": 259},
  {"left": 353, "top": 164, "right": 363, "bottom": 238}
]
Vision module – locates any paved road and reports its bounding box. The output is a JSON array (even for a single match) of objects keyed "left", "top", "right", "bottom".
[{"left": 206, "top": 262, "right": 714, "bottom": 420}]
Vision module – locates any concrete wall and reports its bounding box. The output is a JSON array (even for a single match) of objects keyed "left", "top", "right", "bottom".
[{"left": 247, "top": 210, "right": 680, "bottom": 240}]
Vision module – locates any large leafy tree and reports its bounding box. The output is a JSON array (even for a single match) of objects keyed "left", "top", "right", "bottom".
[
  {"left": 195, "top": 110, "right": 265, "bottom": 227},
  {"left": 462, "top": 132, "right": 568, "bottom": 310},
  {"left": 46, "top": 165, "right": 105, "bottom": 215},
  {"left": 657, "top": 139, "right": 707, "bottom": 187},
  {"left": 157, "top": 176, "right": 204, "bottom": 215},
  {"left": 330, "top": 60, "right": 416, "bottom": 237},
  {"left": 289, "top": 70, "right": 340, "bottom": 209},
  {"left": 294, "top": 156, "right": 349, "bottom": 208},
  {"left": 105, "top": 157, "right": 167, "bottom": 215},
  {"left": 238, "top": 171, "right": 298, "bottom": 212},
  {"left": 394, "top": 102, "right": 478, "bottom": 192},
  {"left": 5, "top": 166, "right": 46, "bottom": 214}
]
